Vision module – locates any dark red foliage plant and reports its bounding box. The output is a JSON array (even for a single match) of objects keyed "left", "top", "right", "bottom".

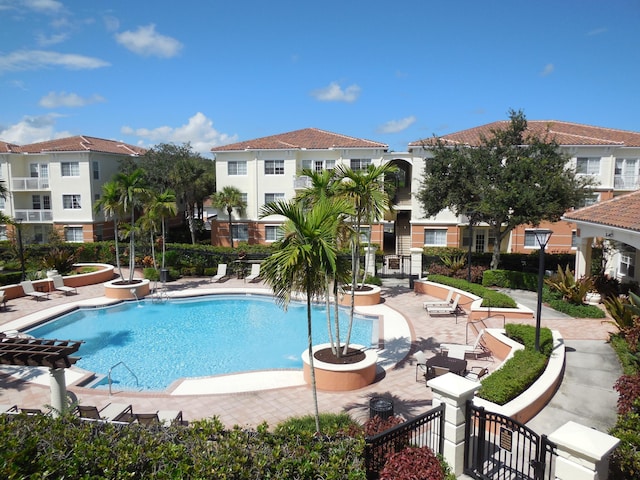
[
  {"left": 379, "top": 446, "right": 444, "bottom": 480},
  {"left": 364, "top": 415, "right": 404, "bottom": 437},
  {"left": 614, "top": 374, "right": 640, "bottom": 415}
]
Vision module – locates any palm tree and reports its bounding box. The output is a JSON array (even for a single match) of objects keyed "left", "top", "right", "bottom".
[
  {"left": 259, "top": 198, "right": 348, "bottom": 434},
  {"left": 150, "top": 190, "right": 178, "bottom": 270},
  {"left": 335, "top": 163, "right": 397, "bottom": 352},
  {"left": 211, "top": 186, "right": 247, "bottom": 248},
  {"left": 114, "top": 169, "right": 150, "bottom": 283},
  {"left": 94, "top": 180, "right": 125, "bottom": 279}
]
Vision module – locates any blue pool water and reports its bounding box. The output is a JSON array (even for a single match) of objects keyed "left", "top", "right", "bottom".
[{"left": 27, "top": 295, "right": 378, "bottom": 391}]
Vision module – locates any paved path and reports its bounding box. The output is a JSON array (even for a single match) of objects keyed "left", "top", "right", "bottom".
[{"left": 0, "top": 277, "right": 620, "bottom": 435}]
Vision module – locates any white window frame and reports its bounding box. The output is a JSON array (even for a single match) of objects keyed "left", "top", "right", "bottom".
[
  {"left": 265, "top": 225, "right": 283, "bottom": 242},
  {"left": 264, "top": 160, "right": 285, "bottom": 175},
  {"left": 228, "top": 161, "right": 247, "bottom": 176},
  {"left": 350, "top": 158, "right": 372, "bottom": 171},
  {"left": 576, "top": 157, "right": 600, "bottom": 175},
  {"left": 264, "top": 193, "right": 285, "bottom": 204},
  {"left": 61, "top": 162, "right": 80, "bottom": 177},
  {"left": 92, "top": 161, "right": 100, "bottom": 180},
  {"left": 63, "top": 194, "right": 82, "bottom": 209},
  {"left": 64, "top": 226, "right": 84, "bottom": 243},
  {"left": 620, "top": 248, "right": 636, "bottom": 278},
  {"left": 231, "top": 224, "right": 249, "bottom": 242},
  {"left": 424, "top": 228, "right": 447, "bottom": 246},
  {"left": 571, "top": 230, "right": 577, "bottom": 249}
]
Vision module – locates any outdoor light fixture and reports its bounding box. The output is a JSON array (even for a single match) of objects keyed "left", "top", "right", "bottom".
[
  {"left": 533, "top": 228, "right": 553, "bottom": 352},
  {"left": 466, "top": 211, "right": 475, "bottom": 283},
  {"left": 15, "top": 218, "right": 25, "bottom": 282}
]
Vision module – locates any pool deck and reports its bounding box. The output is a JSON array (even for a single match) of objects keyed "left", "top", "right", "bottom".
[{"left": 0, "top": 272, "right": 616, "bottom": 428}]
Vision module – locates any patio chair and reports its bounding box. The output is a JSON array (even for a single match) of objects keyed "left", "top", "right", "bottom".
[
  {"left": 464, "top": 366, "right": 489, "bottom": 382},
  {"left": 158, "top": 410, "right": 186, "bottom": 425},
  {"left": 75, "top": 403, "right": 135, "bottom": 423},
  {"left": 413, "top": 351, "right": 428, "bottom": 382},
  {"left": 432, "top": 366, "right": 450, "bottom": 377},
  {"left": 211, "top": 263, "right": 228, "bottom": 282},
  {"left": 0, "top": 290, "right": 6, "bottom": 310},
  {"left": 425, "top": 294, "right": 461, "bottom": 319},
  {"left": 51, "top": 275, "right": 77, "bottom": 296},
  {"left": 422, "top": 289, "right": 454, "bottom": 309},
  {"left": 136, "top": 413, "right": 161, "bottom": 425},
  {"left": 20, "top": 280, "right": 48, "bottom": 301},
  {"left": 0, "top": 404, "right": 18, "bottom": 414},
  {"left": 445, "top": 347, "right": 467, "bottom": 360},
  {"left": 439, "top": 330, "right": 492, "bottom": 360},
  {"left": 245, "top": 263, "right": 261, "bottom": 282}
]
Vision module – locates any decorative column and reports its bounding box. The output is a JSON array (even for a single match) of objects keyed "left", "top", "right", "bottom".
[
  {"left": 363, "top": 246, "right": 377, "bottom": 278},
  {"left": 574, "top": 235, "right": 593, "bottom": 279},
  {"left": 49, "top": 368, "right": 68, "bottom": 417},
  {"left": 410, "top": 247, "right": 423, "bottom": 278},
  {"left": 548, "top": 421, "right": 619, "bottom": 480},
  {"left": 428, "top": 373, "right": 479, "bottom": 476}
]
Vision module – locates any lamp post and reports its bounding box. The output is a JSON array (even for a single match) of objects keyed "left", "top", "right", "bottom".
[
  {"left": 467, "top": 212, "right": 475, "bottom": 283},
  {"left": 533, "top": 228, "right": 552, "bottom": 352},
  {"left": 16, "top": 218, "right": 25, "bottom": 282}
]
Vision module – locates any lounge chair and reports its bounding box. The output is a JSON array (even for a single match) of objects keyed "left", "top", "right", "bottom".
[
  {"left": 211, "top": 264, "right": 228, "bottom": 282},
  {"left": 425, "top": 293, "right": 461, "bottom": 317},
  {"left": 135, "top": 412, "right": 161, "bottom": 425},
  {"left": 158, "top": 410, "right": 186, "bottom": 425},
  {"left": 245, "top": 263, "right": 261, "bottom": 282},
  {"left": 0, "top": 290, "right": 6, "bottom": 310},
  {"left": 20, "top": 280, "right": 48, "bottom": 301},
  {"left": 413, "top": 351, "right": 428, "bottom": 382},
  {"left": 0, "top": 404, "right": 18, "bottom": 414},
  {"left": 75, "top": 403, "right": 135, "bottom": 423},
  {"left": 465, "top": 366, "right": 489, "bottom": 382},
  {"left": 439, "top": 330, "right": 492, "bottom": 360},
  {"left": 422, "top": 289, "right": 454, "bottom": 309},
  {"left": 51, "top": 275, "right": 77, "bottom": 295}
]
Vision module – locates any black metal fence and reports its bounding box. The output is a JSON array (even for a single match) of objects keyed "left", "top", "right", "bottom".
[
  {"left": 464, "top": 402, "right": 557, "bottom": 480},
  {"left": 364, "top": 404, "right": 445, "bottom": 480}
]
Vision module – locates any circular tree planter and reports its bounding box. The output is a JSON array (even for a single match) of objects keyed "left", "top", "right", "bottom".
[
  {"left": 104, "top": 278, "right": 150, "bottom": 299},
  {"left": 301, "top": 343, "right": 378, "bottom": 391},
  {"left": 338, "top": 284, "right": 382, "bottom": 306}
]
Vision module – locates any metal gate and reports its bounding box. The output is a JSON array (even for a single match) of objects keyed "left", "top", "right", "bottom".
[
  {"left": 464, "top": 402, "right": 557, "bottom": 480},
  {"left": 379, "top": 255, "right": 411, "bottom": 277}
]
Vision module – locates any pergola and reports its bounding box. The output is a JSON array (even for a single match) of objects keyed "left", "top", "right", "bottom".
[{"left": 0, "top": 337, "right": 83, "bottom": 416}]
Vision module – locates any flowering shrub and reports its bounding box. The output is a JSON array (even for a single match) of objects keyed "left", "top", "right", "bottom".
[
  {"left": 614, "top": 374, "right": 640, "bottom": 415},
  {"left": 379, "top": 446, "right": 444, "bottom": 480}
]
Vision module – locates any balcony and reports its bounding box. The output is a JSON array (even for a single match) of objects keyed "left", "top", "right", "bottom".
[
  {"left": 14, "top": 209, "right": 53, "bottom": 223},
  {"left": 11, "top": 177, "right": 50, "bottom": 191},
  {"left": 614, "top": 175, "right": 640, "bottom": 190},
  {"left": 294, "top": 175, "right": 312, "bottom": 190}
]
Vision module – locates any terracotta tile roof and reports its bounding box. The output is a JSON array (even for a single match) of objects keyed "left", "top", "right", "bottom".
[
  {"left": 409, "top": 120, "right": 640, "bottom": 147},
  {"left": 6, "top": 136, "right": 146, "bottom": 155},
  {"left": 0, "top": 141, "right": 20, "bottom": 153},
  {"left": 563, "top": 190, "right": 640, "bottom": 233},
  {"left": 211, "top": 128, "right": 388, "bottom": 152}
]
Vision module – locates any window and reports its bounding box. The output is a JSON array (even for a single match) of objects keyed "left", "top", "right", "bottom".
[
  {"left": 30, "top": 163, "right": 48, "bottom": 178},
  {"left": 265, "top": 160, "right": 285, "bottom": 175},
  {"left": 0, "top": 226, "right": 6, "bottom": 241},
  {"left": 231, "top": 224, "right": 249, "bottom": 242},
  {"left": 576, "top": 157, "right": 600, "bottom": 175},
  {"left": 65, "top": 227, "right": 84, "bottom": 243},
  {"left": 0, "top": 197, "right": 4, "bottom": 209},
  {"left": 265, "top": 193, "right": 285, "bottom": 203},
  {"left": 475, "top": 233, "right": 485, "bottom": 253},
  {"left": 228, "top": 161, "right": 247, "bottom": 175},
  {"left": 350, "top": 159, "right": 371, "bottom": 171},
  {"left": 32, "top": 195, "right": 41, "bottom": 210},
  {"left": 614, "top": 158, "right": 639, "bottom": 189},
  {"left": 43, "top": 195, "right": 51, "bottom": 210},
  {"left": 301, "top": 159, "right": 335, "bottom": 172},
  {"left": 63, "top": 194, "right": 82, "bottom": 209},
  {"left": 33, "top": 225, "right": 43, "bottom": 244},
  {"left": 575, "top": 193, "right": 599, "bottom": 209},
  {"left": 92, "top": 161, "right": 100, "bottom": 180},
  {"left": 265, "top": 225, "right": 283, "bottom": 242},
  {"left": 424, "top": 229, "right": 447, "bottom": 246},
  {"left": 620, "top": 249, "right": 636, "bottom": 278},
  {"left": 524, "top": 231, "right": 537, "bottom": 248},
  {"left": 61, "top": 162, "right": 80, "bottom": 176},
  {"left": 571, "top": 231, "right": 577, "bottom": 248}
]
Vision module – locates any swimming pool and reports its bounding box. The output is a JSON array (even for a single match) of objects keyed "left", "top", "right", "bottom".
[{"left": 27, "top": 295, "right": 378, "bottom": 391}]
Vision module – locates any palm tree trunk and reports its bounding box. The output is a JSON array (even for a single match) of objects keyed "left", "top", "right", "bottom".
[
  {"left": 114, "top": 219, "right": 124, "bottom": 280},
  {"left": 161, "top": 218, "right": 166, "bottom": 270},
  {"left": 325, "top": 274, "right": 336, "bottom": 355},
  {"left": 129, "top": 211, "right": 135, "bottom": 282},
  {"left": 306, "top": 275, "right": 321, "bottom": 435},
  {"left": 333, "top": 278, "right": 341, "bottom": 358},
  {"left": 227, "top": 207, "right": 234, "bottom": 248}
]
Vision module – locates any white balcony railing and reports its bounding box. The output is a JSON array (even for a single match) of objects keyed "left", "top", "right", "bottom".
[
  {"left": 11, "top": 177, "right": 50, "bottom": 190},
  {"left": 14, "top": 209, "right": 53, "bottom": 222},
  {"left": 293, "top": 175, "right": 312, "bottom": 190},
  {"left": 614, "top": 175, "right": 640, "bottom": 190}
]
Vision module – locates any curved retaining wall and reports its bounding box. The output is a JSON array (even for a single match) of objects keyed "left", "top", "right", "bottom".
[{"left": 301, "top": 343, "right": 378, "bottom": 391}]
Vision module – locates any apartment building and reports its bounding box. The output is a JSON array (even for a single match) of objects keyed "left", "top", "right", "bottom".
[
  {"left": 212, "top": 122, "right": 640, "bottom": 282},
  {"left": 0, "top": 136, "right": 145, "bottom": 244}
]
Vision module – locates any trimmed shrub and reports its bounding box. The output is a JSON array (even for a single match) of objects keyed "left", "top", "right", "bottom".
[
  {"left": 505, "top": 323, "right": 554, "bottom": 356},
  {"left": 427, "top": 274, "right": 517, "bottom": 308},
  {"left": 482, "top": 269, "right": 539, "bottom": 291},
  {"left": 542, "top": 287, "right": 606, "bottom": 318},
  {"left": 379, "top": 446, "right": 444, "bottom": 480}
]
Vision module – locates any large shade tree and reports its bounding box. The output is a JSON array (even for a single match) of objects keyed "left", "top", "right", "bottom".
[
  {"left": 211, "top": 186, "right": 247, "bottom": 248},
  {"left": 259, "top": 198, "right": 347, "bottom": 434},
  {"left": 416, "top": 109, "right": 595, "bottom": 270}
]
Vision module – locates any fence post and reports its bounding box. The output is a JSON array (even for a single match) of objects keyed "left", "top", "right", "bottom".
[
  {"left": 548, "top": 421, "right": 619, "bottom": 480},
  {"left": 410, "top": 248, "right": 423, "bottom": 277},
  {"left": 427, "top": 373, "right": 480, "bottom": 476}
]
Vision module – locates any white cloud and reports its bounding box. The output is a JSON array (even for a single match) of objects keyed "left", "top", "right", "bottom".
[
  {"left": 115, "top": 24, "right": 183, "bottom": 58},
  {"left": 0, "top": 50, "right": 110, "bottom": 73},
  {"left": 540, "top": 63, "right": 554, "bottom": 77},
  {"left": 36, "top": 32, "right": 69, "bottom": 46},
  {"left": 39, "top": 91, "right": 106, "bottom": 108},
  {"left": 121, "top": 112, "right": 238, "bottom": 156},
  {"left": 23, "top": 0, "right": 63, "bottom": 14},
  {"left": 0, "top": 114, "right": 70, "bottom": 144},
  {"left": 310, "top": 81, "right": 361, "bottom": 103},
  {"left": 377, "top": 116, "right": 416, "bottom": 134},
  {"left": 587, "top": 27, "right": 607, "bottom": 36}
]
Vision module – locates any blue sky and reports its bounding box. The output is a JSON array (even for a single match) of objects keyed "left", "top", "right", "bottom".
[{"left": 1, "top": 0, "right": 639, "bottom": 156}]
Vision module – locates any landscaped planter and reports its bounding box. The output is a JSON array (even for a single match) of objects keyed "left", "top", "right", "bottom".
[
  {"left": 104, "top": 278, "right": 150, "bottom": 299},
  {"left": 338, "top": 284, "right": 382, "bottom": 307},
  {"left": 301, "top": 343, "right": 378, "bottom": 391}
]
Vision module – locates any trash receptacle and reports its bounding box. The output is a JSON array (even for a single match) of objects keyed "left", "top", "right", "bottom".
[
  {"left": 409, "top": 275, "right": 418, "bottom": 289},
  {"left": 160, "top": 268, "right": 169, "bottom": 283},
  {"left": 369, "top": 397, "right": 394, "bottom": 420}
]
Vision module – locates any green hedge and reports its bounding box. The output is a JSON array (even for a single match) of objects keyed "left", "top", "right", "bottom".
[
  {"left": 482, "top": 269, "right": 539, "bottom": 291},
  {"left": 426, "top": 274, "right": 517, "bottom": 308},
  {"left": 542, "top": 288, "right": 606, "bottom": 318}
]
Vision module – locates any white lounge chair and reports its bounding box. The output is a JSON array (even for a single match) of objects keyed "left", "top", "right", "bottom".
[
  {"left": 245, "top": 263, "right": 261, "bottom": 282},
  {"left": 425, "top": 293, "right": 460, "bottom": 317},
  {"left": 413, "top": 351, "right": 428, "bottom": 382},
  {"left": 0, "top": 290, "right": 6, "bottom": 310},
  {"left": 20, "top": 280, "right": 48, "bottom": 301},
  {"left": 51, "top": 275, "right": 77, "bottom": 295},
  {"left": 422, "top": 289, "right": 454, "bottom": 309},
  {"left": 439, "top": 330, "right": 492, "bottom": 360},
  {"left": 464, "top": 366, "right": 489, "bottom": 382},
  {"left": 211, "top": 264, "right": 228, "bottom": 282}
]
